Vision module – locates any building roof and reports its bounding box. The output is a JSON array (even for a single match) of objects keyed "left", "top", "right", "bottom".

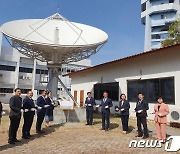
[{"left": 63, "top": 43, "right": 180, "bottom": 77}]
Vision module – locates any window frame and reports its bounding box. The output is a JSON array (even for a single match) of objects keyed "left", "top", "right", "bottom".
[
  {"left": 127, "top": 77, "right": 175, "bottom": 104},
  {"left": 19, "top": 67, "right": 33, "bottom": 73},
  {"left": 0, "top": 88, "right": 14, "bottom": 93},
  {"left": 94, "top": 82, "right": 119, "bottom": 101},
  {"left": 0, "top": 65, "right": 16, "bottom": 72}
]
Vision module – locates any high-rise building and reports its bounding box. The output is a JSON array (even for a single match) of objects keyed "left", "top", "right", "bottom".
[{"left": 141, "top": 0, "right": 180, "bottom": 51}]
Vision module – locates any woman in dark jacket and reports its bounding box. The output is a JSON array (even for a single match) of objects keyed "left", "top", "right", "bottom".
[
  {"left": 45, "top": 91, "right": 55, "bottom": 127},
  {"left": 119, "top": 94, "right": 130, "bottom": 134}
]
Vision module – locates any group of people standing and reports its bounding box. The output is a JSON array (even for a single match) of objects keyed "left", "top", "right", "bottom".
[
  {"left": 0, "top": 88, "right": 170, "bottom": 145},
  {"left": 85, "top": 91, "right": 169, "bottom": 143},
  {"left": 8, "top": 88, "right": 55, "bottom": 145}
]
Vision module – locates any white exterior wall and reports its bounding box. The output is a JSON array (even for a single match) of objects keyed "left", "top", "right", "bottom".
[{"left": 70, "top": 46, "right": 180, "bottom": 122}]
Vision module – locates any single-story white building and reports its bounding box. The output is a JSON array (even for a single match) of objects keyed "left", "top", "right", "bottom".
[{"left": 65, "top": 43, "right": 180, "bottom": 123}]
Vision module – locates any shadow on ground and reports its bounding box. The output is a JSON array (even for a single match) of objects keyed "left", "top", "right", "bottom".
[
  {"left": 110, "top": 123, "right": 119, "bottom": 130},
  {"left": 127, "top": 126, "right": 135, "bottom": 133},
  {"left": 0, "top": 123, "right": 65, "bottom": 152}
]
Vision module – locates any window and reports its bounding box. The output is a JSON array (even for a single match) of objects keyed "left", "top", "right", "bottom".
[
  {"left": 161, "top": 78, "right": 174, "bottom": 103},
  {"left": 169, "top": 0, "right": 174, "bottom": 3},
  {"left": 58, "top": 88, "right": 63, "bottom": 91},
  {"left": 35, "top": 89, "right": 46, "bottom": 95},
  {"left": 161, "top": 14, "right": 165, "bottom": 19},
  {"left": 127, "top": 81, "right": 138, "bottom": 102},
  {"left": 127, "top": 77, "right": 175, "bottom": 104},
  {"left": 94, "top": 82, "right": 119, "bottom": 101},
  {"left": 36, "top": 69, "right": 48, "bottom": 75},
  {"left": 19, "top": 67, "right": 33, "bottom": 73},
  {"left": 152, "top": 34, "right": 161, "bottom": 39},
  {"left": 21, "top": 89, "right": 31, "bottom": 94},
  {"left": 148, "top": 79, "right": 159, "bottom": 102},
  {"left": 0, "top": 65, "right": 15, "bottom": 71},
  {"left": 0, "top": 88, "right": 13, "bottom": 93},
  {"left": 141, "top": 3, "right": 146, "bottom": 12}
]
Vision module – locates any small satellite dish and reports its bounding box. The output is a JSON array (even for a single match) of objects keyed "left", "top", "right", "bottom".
[{"left": 1, "top": 13, "right": 108, "bottom": 64}]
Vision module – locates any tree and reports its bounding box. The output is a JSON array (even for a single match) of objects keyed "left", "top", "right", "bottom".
[{"left": 162, "top": 20, "right": 180, "bottom": 47}]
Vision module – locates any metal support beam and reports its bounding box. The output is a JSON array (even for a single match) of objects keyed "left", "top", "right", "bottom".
[
  {"left": 46, "top": 66, "right": 79, "bottom": 107},
  {"left": 46, "top": 67, "right": 58, "bottom": 99},
  {"left": 56, "top": 75, "right": 79, "bottom": 107}
]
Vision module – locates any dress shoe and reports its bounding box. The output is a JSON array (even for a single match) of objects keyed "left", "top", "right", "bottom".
[
  {"left": 162, "top": 140, "right": 166, "bottom": 144},
  {"left": 41, "top": 130, "right": 45, "bottom": 133},
  {"left": 142, "top": 135, "right": 149, "bottom": 139},
  {"left": 8, "top": 141, "right": 15, "bottom": 145},
  {"left": 14, "top": 139, "right": 21, "bottom": 142},
  {"left": 85, "top": 123, "right": 89, "bottom": 125},
  {"left": 135, "top": 134, "right": 143, "bottom": 137},
  {"left": 27, "top": 133, "right": 32, "bottom": 137},
  {"left": 105, "top": 128, "right": 109, "bottom": 131},
  {"left": 100, "top": 128, "right": 105, "bottom": 130},
  {"left": 22, "top": 136, "right": 30, "bottom": 139}
]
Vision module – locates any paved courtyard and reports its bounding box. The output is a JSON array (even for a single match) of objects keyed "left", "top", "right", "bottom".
[{"left": 0, "top": 114, "right": 179, "bottom": 154}]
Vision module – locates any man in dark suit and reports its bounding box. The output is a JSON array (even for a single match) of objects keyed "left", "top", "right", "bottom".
[
  {"left": 85, "top": 92, "right": 96, "bottom": 126},
  {"left": 0, "top": 101, "right": 2, "bottom": 125},
  {"left": 36, "top": 90, "right": 49, "bottom": 134},
  {"left": 22, "top": 90, "right": 36, "bottom": 139},
  {"left": 134, "top": 93, "right": 149, "bottom": 139},
  {"left": 8, "top": 88, "right": 22, "bottom": 144},
  {"left": 98, "top": 92, "right": 113, "bottom": 131}
]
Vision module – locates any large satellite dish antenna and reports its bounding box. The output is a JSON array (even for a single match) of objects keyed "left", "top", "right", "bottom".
[{"left": 0, "top": 13, "right": 108, "bottom": 106}]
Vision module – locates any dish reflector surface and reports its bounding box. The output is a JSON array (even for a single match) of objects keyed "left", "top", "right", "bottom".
[{"left": 1, "top": 13, "right": 108, "bottom": 63}]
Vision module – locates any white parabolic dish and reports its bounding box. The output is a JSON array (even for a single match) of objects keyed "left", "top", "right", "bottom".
[{"left": 0, "top": 13, "right": 108, "bottom": 64}]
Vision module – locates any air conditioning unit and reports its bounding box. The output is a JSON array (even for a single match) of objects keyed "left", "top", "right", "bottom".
[
  {"left": 169, "top": 106, "right": 180, "bottom": 123},
  {"left": 0, "top": 74, "right": 4, "bottom": 78}
]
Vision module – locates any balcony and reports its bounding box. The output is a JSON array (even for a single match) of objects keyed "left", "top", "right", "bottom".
[
  {"left": 151, "top": 32, "right": 169, "bottom": 42},
  {"left": 151, "top": 31, "right": 168, "bottom": 35},
  {"left": 141, "top": 3, "right": 178, "bottom": 18},
  {"left": 151, "top": 40, "right": 162, "bottom": 49},
  {"left": 151, "top": 17, "right": 177, "bottom": 27},
  {"left": 151, "top": 38, "right": 166, "bottom": 42}
]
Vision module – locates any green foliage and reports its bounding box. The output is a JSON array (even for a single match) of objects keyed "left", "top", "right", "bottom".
[{"left": 162, "top": 20, "right": 180, "bottom": 47}]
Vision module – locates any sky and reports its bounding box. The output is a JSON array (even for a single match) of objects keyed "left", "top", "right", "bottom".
[{"left": 0, "top": 0, "right": 145, "bottom": 65}]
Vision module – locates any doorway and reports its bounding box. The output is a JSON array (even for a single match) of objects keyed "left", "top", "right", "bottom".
[{"left": 80, "top": 90, "right": 84, "bottom": 107}]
